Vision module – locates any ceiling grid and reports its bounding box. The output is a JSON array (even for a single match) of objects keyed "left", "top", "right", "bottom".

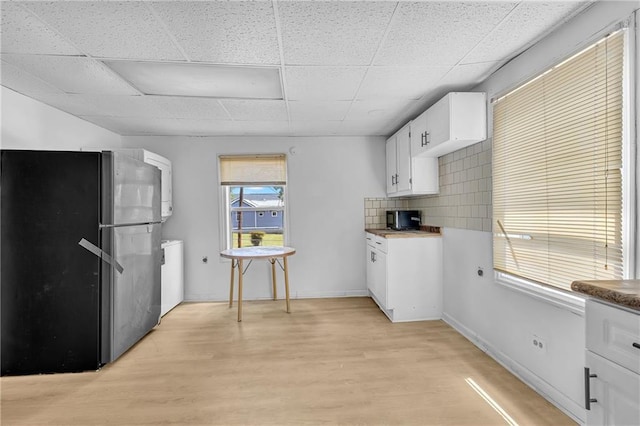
[{"left": 0, "top": 1, "right": 591, "bottom": 137}]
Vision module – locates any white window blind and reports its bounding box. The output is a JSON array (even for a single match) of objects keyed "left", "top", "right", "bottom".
[
  {"left": 219, "top": 154, "right": 286, "bottom": 185},
  {"left": 492, "top": 30, "right": 625, "bottom": 291}
]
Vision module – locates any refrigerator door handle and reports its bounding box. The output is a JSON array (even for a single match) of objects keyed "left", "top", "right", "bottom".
[{"left": 78, "top": 238, "right": 124, "bottom": 274}]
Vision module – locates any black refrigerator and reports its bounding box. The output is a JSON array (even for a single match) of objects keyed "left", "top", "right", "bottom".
[{"left": 1, "top": 150, "right": 162, "bottom": 376}]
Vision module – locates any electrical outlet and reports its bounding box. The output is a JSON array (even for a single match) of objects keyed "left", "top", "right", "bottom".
[{"left": 531, "top": 334, "right": 547, "bottom": 355}]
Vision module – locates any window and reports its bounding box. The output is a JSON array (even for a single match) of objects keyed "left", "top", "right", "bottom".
[
  {"left": 492, "top": 30, "right": 626, "bottom": 291},
  {"left": 219, "top": 155, "right": 287, "bottom": 249}
]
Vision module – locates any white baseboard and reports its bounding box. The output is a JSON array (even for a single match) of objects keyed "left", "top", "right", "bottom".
[
  {"left": 442, "top": 312, "right": 585, "bottom": 425},
  {"left": 185, "top": 290, "right": 368, "bottom": 302}
]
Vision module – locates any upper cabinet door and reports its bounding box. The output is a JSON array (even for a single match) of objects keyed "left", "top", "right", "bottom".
[
  {"left": 385, "top": 134, "right": 397, "bottom": 195},
  {"left": 395, "top": 124, "right": 412, "bottom": 193},
  {"left": 410, "top": 109, "right": 428, "bottom": 157},
  {"left": 412, "top": 92, "right": 487, "bottom": 158}
]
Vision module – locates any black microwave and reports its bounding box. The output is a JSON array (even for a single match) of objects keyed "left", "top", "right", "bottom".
[{"left": 386, "top": 210, "right": 421, "bottom": 230}]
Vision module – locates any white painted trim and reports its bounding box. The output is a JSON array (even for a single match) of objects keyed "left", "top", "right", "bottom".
[
  {"left": 442, "top": 312, "right": 586, "bottom": 425},
  {"left": 495, "top": 272, "right": 586, "bottom": 316},
  {"left": 185, "top": 290, "right": 368, "bottom": 302}
]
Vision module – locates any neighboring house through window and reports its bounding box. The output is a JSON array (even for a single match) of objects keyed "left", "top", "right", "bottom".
[{"left": 219, "top": 155, "right": 287, "bottom": 249}]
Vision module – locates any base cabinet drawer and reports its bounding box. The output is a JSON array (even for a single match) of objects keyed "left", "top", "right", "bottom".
[
  {"left": 585, "top": 351, "right": 640, "bottom": 426},
  {"left": 586, "top": 300, "right": 640, "bottom": 374}
]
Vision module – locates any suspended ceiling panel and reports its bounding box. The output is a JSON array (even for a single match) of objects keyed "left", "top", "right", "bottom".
[{"left": 1, "top": 1, "right": 591, "bottom": 137}]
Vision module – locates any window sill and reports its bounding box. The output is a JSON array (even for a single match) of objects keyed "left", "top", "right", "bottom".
[{"left": 495, "top": 272, "right": 586, "bottom": 316}]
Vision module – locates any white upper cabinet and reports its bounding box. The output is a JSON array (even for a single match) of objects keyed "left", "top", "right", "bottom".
[
  {"left": 386, "top": 122, "right": 438, "bottom": 198},
  {"left": 411, "top": 92, "right": 487, "bottom": 158}
]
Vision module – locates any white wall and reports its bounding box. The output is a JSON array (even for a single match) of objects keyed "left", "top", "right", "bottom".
[
  {"left": 435, "top": 2, "right": 639, "bottom": 424},
  {"left": 122, "top": 136, "right": 386, "bottom": 301},
  {"left": 0, "top": 87, "right": 122, "bottom": 150}
]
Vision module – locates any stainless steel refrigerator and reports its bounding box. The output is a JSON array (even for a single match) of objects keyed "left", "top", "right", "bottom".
[{"left": 1, "top": 150, "right": 162, "bottom": 375}]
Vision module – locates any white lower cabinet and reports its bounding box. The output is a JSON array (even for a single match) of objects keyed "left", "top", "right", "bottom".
[
  {"left": 365, "top": 232, "right": 442, "bottom": 322},
  {"left": 584, "top": 300, "right": 640, "bottom": 425},
  {"left": 161, "top": 240, "right": 184, "bottom": 317}
]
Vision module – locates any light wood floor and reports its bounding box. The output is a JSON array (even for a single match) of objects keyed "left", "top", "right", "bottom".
[{"left": 1, "top": 297, "right": 575, "bottom": 425}]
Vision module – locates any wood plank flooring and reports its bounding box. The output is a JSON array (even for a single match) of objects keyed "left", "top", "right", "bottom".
[{"left": 1, "top": 297, "right": 575, "bottom": 425}]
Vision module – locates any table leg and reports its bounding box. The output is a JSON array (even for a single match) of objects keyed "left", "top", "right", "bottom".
[
  {"left": 237, "top": 259, "right": 244, "bottom": 322},
  {"left": 284, "top": 256, "right": 291, "bottom": 313},
  {"left": 271, "top": 259, "right": 277, "bottom": 301},
  {"left": 229, "top": 260, "right": 235, "bottom": 308}
]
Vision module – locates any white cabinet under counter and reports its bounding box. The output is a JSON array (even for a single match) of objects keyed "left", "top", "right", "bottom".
[
  {"left": 161, "top": 240, "right": 184, "bottom": 317},
  {"left": 365, "top": 230, "right": 443, "bottom": 322}
]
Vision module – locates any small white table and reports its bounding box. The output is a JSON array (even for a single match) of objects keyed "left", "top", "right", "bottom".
[{"left": 220, "top": 246, "right": 296, "bottom": 322}]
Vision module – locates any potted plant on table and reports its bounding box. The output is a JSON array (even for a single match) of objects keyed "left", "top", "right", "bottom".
[{"left": 250, "top": 231, "right": 265, "bottom": 246}]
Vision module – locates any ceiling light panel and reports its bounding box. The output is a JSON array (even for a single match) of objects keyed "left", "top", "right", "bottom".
[
  {"left": 285, "top": 67, "right": 367, "bottom": 101},
  {"left": 278, "top": 2, "right": 396, "bottom": 65},
  {"left": 22, "top": 1, "right": 184, "bottom": 60},
  {"left": 104, "top": 61, "right": 283, "bottom": 99},
  {"left": 358, "top": 67, "right": 452, "bottom": 100},
  {"left": 150, "top": 1, "right": 279, "bottom": 64},
  {"left": 2, "top": 54, "right": 139, "bottom": 95},
  {"left": 375, "top": 2, "right": 516, "bottom": 66},
  {"left": 1, "top": 3, "right": 80, "bottom": 55}
]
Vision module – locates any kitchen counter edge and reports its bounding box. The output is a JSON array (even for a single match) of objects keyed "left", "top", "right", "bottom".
[
  {"left": 571, "top": 279, "right": 640, "bottom": 312},
  {"left": 365, "top": 228, "right": 442, "bottom": 239}
]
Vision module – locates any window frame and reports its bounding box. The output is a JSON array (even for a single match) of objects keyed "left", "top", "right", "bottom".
[
  {"left": 490, "top": 23, "right": 635, "bottom": 303},
  {"left": 218, "top": 155, "right": 290, "bottom": 253}
]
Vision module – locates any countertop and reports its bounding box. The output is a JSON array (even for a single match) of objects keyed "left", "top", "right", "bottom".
[
  {"left": 571, "top": 280, "right": 640, "bottom": 311},
  {"left": 365, "top": 227, "right": 441, "bottom": 239}
]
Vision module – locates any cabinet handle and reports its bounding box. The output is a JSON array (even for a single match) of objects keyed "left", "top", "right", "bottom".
[
  {"left": 391, "top": 175, "right": 396, "bottom": 185},
  {"left": 633, "top": 342, "right": 640, "bottom": 350},
  {"left": 584, "top": 367, "right": 598, "bottom": 410},
  {"left": 395, "top": 173, "right": 399, "bottom": 185},
  {"left": 425, "top": 132, "right": 430, "bottom": 145},
  {"left": 421, "top": 132, "right": 427, "bottom": 147},
  {"left": 372, "top": 252, "right": 377, "bottom": 262}
]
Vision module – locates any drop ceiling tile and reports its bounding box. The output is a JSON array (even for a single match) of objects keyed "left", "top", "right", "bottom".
[
  {"left": 462, "top": 2, "right": 588, "bottom": 64},
  {"left": 42, "top": 94, "right": 172, "bottom": 118},
  {"left": 288, "top": 101, "right": 351, "bottom": 121},
  {"left": 357, "top": 67, "right": 451, "bottom": 100},
  {"left": 339, "top": 119, "right": 394, "bottom": 136},
  {"left": 1, "top": 54, "right": 139, "bottom": 95},
  {"left": 220, "top": 100, "right": 288, "bottom": 121},
  {"left": 149, "top": 96, "right": 230, "bottom": 120},
  {"left": 0, "top": 60, "right": 64, "bottom": 97},
  {"left": 79, "top": 116, "right": 244, "bottom": 136},
  {"left": 237, "top": 121, "right": 290, "bottom": 136},
  {"left": 23, "top": 1, "right": 183, "bottom": 60},
  {"left": 285, "top": 67, "right": 366, "bottom": 101},
  {"left": 289, "top": 120, "right": 342, "bottom": 136},
  {"left": 151, "top": 2, "right": 279, "bottom": 64},
  {"left": 278, "top": 2, "right": 396, "bottom": 65},
  {"left": 375, "top": 2, "right": 517, "bottom": 66},
  {"left": 345, "top": 99, "right": 419, "bottom": 122},
  {"left": 1, "top": 2, "right": 80, "bottom": 55},
  {"left": 438, "top": 62, "right": 499, "bottom": 88},
  {"left": 31, "top": 93, "right": 98, "bottom": 116}
]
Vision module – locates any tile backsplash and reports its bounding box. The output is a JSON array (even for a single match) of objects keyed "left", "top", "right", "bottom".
[
  {"left": 365, "top": 139, "right": 492, "bottom": 233},
  {"left": 364, "top": 198, "right": 408, "bottom": 228}
]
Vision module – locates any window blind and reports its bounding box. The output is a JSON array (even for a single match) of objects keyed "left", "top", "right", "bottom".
[
  {"left": 492, "top": 30, "right": 624, "bottom": 291},
  {"left": 219, "top": 154, "right": 287, "bottom": 185}
]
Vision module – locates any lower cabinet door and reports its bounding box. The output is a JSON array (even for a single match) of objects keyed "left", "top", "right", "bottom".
[
  {"left": 366, "top": 246, "right": 387, "bottom": 309},
  {"left": 586, "top": 350, "right": 640, "bottom": 426}
]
